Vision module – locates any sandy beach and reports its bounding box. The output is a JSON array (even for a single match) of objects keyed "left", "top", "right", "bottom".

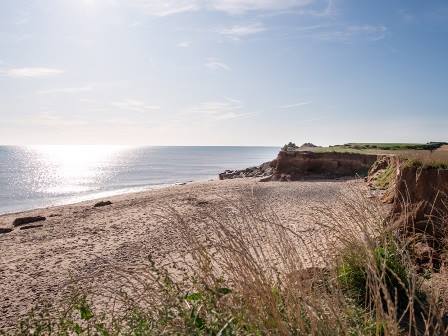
[{"left": 0, "top": 178, "right": 368, "bottom": 330}]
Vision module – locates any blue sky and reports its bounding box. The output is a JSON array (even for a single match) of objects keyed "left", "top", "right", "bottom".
[{"left": 0, "top": 0, "right": 447, "bottom": 146}]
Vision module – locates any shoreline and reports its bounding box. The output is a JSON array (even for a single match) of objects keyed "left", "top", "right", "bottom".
[{"left": 0, "top": 176, "right": 216, "bottom": 217}]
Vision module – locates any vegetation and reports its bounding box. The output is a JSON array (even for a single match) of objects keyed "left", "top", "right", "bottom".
[
  {"left": 305, "top": 142, "right": 448, "bottom": 169},
  {"left": 5, "top": 192, "right": 448, "bottom": 335},
  {"left": 372, "top": 164, "right": 396, "bottom": 190},
  {"left": 281, "top": 142, "right": 299, "bottom": 151},
  {"left": 402, "top": 157, "right": 448, "bottom": 170},
  {"left": 337, "top": 143, "right": 447, "bottom": 151}
]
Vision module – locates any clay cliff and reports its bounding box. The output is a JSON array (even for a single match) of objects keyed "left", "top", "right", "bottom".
[
  {"left": 368, "top": 158, "right": 448, "bottom": 270},
  {"left": 270, "top": 151, "right": 378, "bottom": 181}
]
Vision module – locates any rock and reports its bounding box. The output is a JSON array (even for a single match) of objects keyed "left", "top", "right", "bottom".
[
  {"left": 94, "top": 201, "right": 113, "bottom": 208},
  {"left": 19, "top": 224, "right": 43, "bottom": 230},
  {"left": 0, "top": 228, "right": 13, "bottom": 235},
  {"left": 219, "top": 161, "right": 275, "bottom": 180},
  {"left": 12, "top": 216, "right": 46, "bottom": 227},
  {"left": 412, "top": 242, "right": 437, "bottom": 271},
  {"left": 259, "top": 175, "right": 273, "bottom": 182}
]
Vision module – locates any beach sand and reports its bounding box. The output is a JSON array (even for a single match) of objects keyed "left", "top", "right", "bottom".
[{"left": 0, "top": 178, "right": 369, "bottom": 330}]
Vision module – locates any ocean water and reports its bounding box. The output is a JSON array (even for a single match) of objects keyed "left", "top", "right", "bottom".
[{"left": 0, "top": 146, "right": 279, "bottom": 214}]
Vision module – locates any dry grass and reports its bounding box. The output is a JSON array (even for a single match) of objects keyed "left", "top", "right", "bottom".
[{"left": 8, "top": 188, "right": 448, "bottom": 335}]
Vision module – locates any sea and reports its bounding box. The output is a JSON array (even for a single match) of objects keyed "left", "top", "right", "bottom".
[{"left": 0, "top": 146, "right": 279, "bottom": 215}]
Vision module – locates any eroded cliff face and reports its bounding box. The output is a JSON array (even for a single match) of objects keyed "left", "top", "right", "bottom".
[
  {"left": 270, "top": 151, "right": 378, "bottom": 181},
  {"left": 390, "top": 166, "right": 448, "bottom": 234},
  {"left": 368, "top": 157, "right": 448, "bottom": 269}
]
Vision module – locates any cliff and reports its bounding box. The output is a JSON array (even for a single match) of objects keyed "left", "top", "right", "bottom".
[
  {"left": 270, "top": 151, "right": 378, "bottom": 181},
  {"left": 368, "top": 157, "right": 448, "bottom": 269},
  {"left": 219, "top": 151, "right": 378, "bottom": 181}
]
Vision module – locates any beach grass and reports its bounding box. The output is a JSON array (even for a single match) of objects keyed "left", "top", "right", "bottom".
[{"left": 10, "top": 190, "right": 448, "bottom": 335}]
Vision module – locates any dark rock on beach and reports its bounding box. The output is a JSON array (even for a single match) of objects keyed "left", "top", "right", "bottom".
[
  {"left": 219, "top": 161, "right": 275, "bottom": 180},
  {"left": 12, "top": 216, "right": 46, "bottom": 227},
  {"left": 94, "top": 201, "right": 113, "bottom": 208},
  {"left": 0, "top": 228, "right": 13, "bottom": 235},
  {"left": 19, "top": 224, "right": 44, "bottom": 231}
]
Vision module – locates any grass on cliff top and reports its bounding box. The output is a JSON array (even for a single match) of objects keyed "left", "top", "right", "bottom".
[
  {"left": 338, "top": 143, "right": 447, "bottom": 151},
  {"left": 10, "top": 189, "right": 448, "bottom": 335},
  {"left": 304, "top": 143, "right": 448, "bottom": 167}
]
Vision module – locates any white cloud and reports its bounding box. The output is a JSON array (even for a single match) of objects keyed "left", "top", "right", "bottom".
[
  {"left": 127, "top": 0, "right": 201, "bottom": 16},
  {"left": 210, "top": 0, "right": 314, "bottom": 14},
  {"left": 111, "top": 99, "right": 161, "bottom": 113},
  {"left": 219, "top": 22, "right": 267, "bottom": 39},
  {"left": 280, "top": 101, "right": 312, "bottom": 108},
  {"left": 205, "top": 58, "right": 231, "bottom": 71},
  {"left": 1, "top": 67, "right": 64, "bottom": 78},
  {"left": 38, "top": 86, "right": 93, "bottom": 95},
  {"left": 177, "top": 41, "right": 191, "bottom": 48},
  {"left": 187, "top": 98, "right": 250, "bottom": 120},
  {"left": 23, "top": 112, "right": 89, "bottom": 127},
  {"left": 125, "top": 0, "right": 315, "bottom": 16}
]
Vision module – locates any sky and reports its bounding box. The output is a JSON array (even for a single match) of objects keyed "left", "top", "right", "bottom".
[{"left": 0, "top": 0, "right": 447, "bottom": 146}]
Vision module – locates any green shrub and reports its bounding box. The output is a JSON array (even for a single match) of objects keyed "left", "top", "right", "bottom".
[{"left": 337, "top": 239, "right": 411, "bottom": 310}]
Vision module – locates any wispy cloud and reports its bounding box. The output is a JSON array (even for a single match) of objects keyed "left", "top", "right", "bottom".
[
  {"left": 398, "top": 9, "right": 416, "bottom": 23},
  {"left": 37, "top": 86, "right": 93, "bottom": 95},
  {"left": 291, "top": 24, "right": 388, "bottom": 42},
  {"left": 210, "top": 0, "right": 314, "bottom": 15},
  {"left": 316, "top": 24, "right": 388, "bottom": 42},
  {"left": 177, "top": 41, "right": 191, "bottom": 48},
  {"left": 280, "top": 101, "right": 312, "bottom": 109},
  {"left": 127, "top": 0, "right": 201, "bottom": 16},
  {"left": 22, "top": 112, "right": 89, "bottom": 127},
  {"left": 1, "top": 67, "right": 64, "bottom": 78},
  {"left": 219, "top": 22, "right": 267, "bottom": 39},
  {"left": 111, "top": 99, "right": 161, "bottom": 113},
  {"left": 125, "top": 0, "right": 315, "bottom": 16},
  {"left": 15, "top": 13, "right": 30, "bottom": 25},
  {"left": 205, "top": 58, "right": 231, "bottom": 71},
  {"left": 186, "top": 98, "right": 250, "bottom": 120}
]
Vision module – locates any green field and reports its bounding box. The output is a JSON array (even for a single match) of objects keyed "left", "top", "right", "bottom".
[
  {"left": 337, "top": 142, "right": 447, "bottom": 151},
  {"left": 298, "top": 142, "right": 448, "bottom": 168}
]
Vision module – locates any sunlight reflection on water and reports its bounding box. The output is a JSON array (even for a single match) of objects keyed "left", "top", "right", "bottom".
[
  {"left": 0, "top": 145, "right": 279, "bottom": 214},
  {"left": 27, "top": 145, "right": 126, "bottom": 194}
]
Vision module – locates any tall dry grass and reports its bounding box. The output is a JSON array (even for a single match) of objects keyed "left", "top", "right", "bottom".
[{"left": 10, "top": 187, "right": 448, "bottom": 335}]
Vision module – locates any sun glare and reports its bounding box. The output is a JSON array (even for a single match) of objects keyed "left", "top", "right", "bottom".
[{"left": 27, "top": 145, "right": 126, "bottom": 194}]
